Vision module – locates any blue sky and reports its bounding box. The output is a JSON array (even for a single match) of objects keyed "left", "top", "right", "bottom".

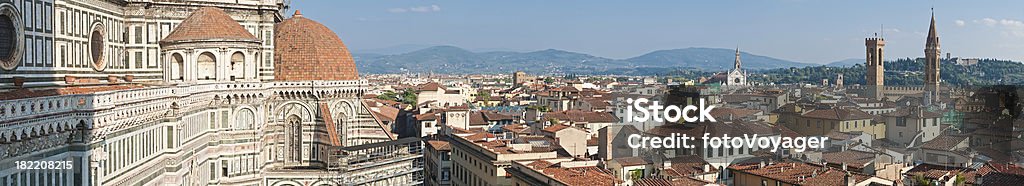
[{"left": 290, "top": 0, "right": 1024, "bottom": 64}]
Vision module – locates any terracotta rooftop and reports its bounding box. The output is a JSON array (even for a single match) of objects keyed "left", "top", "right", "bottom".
[
  {"left": 728, "top": 162, "right": 876, "bottom": 186},
  {"left": 426, "top": 139, "right": 451, "bottom": 151},
  {"left": 611, "top": 156, "right": 652, "bottom": 166},
  {"left": 161, "top": 7, "right": 258, "bottom": 44},
  {"left": 664, "top": 155, "right": 717, "bottom": 177},
  {"left": 822, "top": 150, "right": 876, "bottom": 169},
  {"left": 469, "top": 112, "right": 488, "bottom": 125},
  {"left": 634, "top": 177, "right": 713, "bottom": 186},
  {"left": 455, "top": 129, "right": 558, "bottom": 155},
  {"left": 274, "top": 10, "right": 358, "bottom": 81},
  {"left": 502, "top": 124, "right": 532, "bottom": 134},
  {"left": 905, "top": 163, "right": 986, "bottom": 184},
  {"left": 708, "top": 107, "right": 762, "bottom": 120},
  {"left": 802, "top": 107, "right": 874, "bottom": 120},
  {"left": 523, "top": 160, "right": 622, "bottom": 186},
  {"left": 542, "top": 124, "right": 570, "bottom": 133},
  {"left": 364, "top": 99, "right": 400, "bottom": 122},
  {"left": 480, "top": 111, "right": 514, "bottom": 121},
  {"left": 417, "top": 82, "right": 443, "bottom": 91},
  {"left": 543, "top": 110, "right": 617, "bottom": 123},
  {"left": 414, "top": 112, "right": 438, "bottom": 121},
  {"left": 882, "top": 107, "right": 943, "bottom": 118},
  {"left": 919, "top": 134, "right": 968, "bottom": 151}
]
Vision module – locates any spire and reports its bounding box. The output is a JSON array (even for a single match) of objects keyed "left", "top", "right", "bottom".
[
  {"left": 927, "top": 8, "right": 939, "bottom": 48},
  {"left": 734, "top": 46, "right": 742, "bottom": 70}
]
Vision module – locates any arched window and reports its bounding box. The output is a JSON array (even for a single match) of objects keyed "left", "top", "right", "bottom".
[
  {"left": 171, "top": 53, "right": 184, "bottom": 80},
  {"left": 0, "top": 13, "right": 17, "bottom": 69},
  {"left": 89, "top": 27, "right": 105, "bottom": 70},
  {"left": 285, "top": 115, "right": 302, "bottom": 163},
  {"left": 197, "top": 52, "right": 216, "bottom": 80},
  {"left": 235, "top": 109, "right": 255, "bottom": 130},
  {"left": 230, "top": 52, "right": 244, "bottom": 81}
]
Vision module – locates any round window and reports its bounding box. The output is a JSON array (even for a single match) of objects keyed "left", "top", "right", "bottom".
[
  {"left": 0, "top": 5, "right": 23, "bottom": 71},
  {"left": 89, "top": 23, "right": 106, "bottom": 71}
]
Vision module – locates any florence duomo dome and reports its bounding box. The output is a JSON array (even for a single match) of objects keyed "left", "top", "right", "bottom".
[{"left": 274, "top": 10, "right": 360, "bottom": 81}]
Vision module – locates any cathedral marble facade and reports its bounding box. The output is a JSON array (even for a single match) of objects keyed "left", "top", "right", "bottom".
[{"left": 0, "top": 1, "right": 421, "bottom": 185}]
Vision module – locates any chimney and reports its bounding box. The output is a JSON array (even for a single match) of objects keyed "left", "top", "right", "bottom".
[
  {"left": 842, "top": 163, "right": 847, "bottom": 171},
  {"left": 844, "top": 171, "right": 855, "bottom": 186},
  {"left": 759, "top": 161, "right": 766, "bottom": 169},
  {"left": 703, "top": 164, "right": 710, "bottom": 173}
]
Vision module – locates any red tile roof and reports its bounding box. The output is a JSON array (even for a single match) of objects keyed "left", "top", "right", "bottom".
[
  {"left": 708, "top": 107, "right": 762, "bottom": 120},
  {"left": 426, "top": 140, "right": 451, "bottom": 151},
  {"left": 729, "top": 162, "right": 875, "bottom": 186},
  {"left": 274, "top": 11, "right": 358, "bottom": 81},
  {"left": 161, "top": 7, "right": 258, "bottom": 44},
  {"left": 802, "top": 108, "right": 874, "bottom": 120},
  {"left": 611, "top": 156, "right": 651, "bottom": 166},
  {"left": 502, "top": 124, "right": 533, "bottom": 134},
  {"left": 415, "top": 112, "right": 438, "bottom": 121},
  {"left": 543, "top": 110, "right": 617, "bottom": 123},
  {"left": 664, "top": 155, "right": 717, "bottom": 177},
  {"left": 523, "top": 160, "right": 622, "bottom": 186},
  {"left": 542, "top": 124, "right": 570, "bottom": 133},
  {"left": 919, "top": 134, "right": 968, "bottom": 151},
  {"left": 634, "top": 177, "right": 713, "bottom": 186},
  {"left": 822, "top": 150, "right": 876, "bottom": 169},
  {"left": 417, "top": 82, "right": 443, "bottom": 91},
  {"left": 481, "top": 111, "right": 514, "bottom": 121},
  {"left": 469, "top": 112, "right": 488, "bottom": 125}
]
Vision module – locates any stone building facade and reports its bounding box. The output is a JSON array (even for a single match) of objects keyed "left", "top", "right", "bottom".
[{"left": 0, "top": 1, "right": 421, "bottom": 185}]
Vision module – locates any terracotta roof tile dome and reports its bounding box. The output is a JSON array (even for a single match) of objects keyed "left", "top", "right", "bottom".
[
  {"left": 162, "top": 7, "right": 258, "bottom": 44},
  {"left": 274, "top": 11, "right": 359, "bottom": 81}
]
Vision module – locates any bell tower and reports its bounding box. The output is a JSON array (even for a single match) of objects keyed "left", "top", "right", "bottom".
[
  {"left": 865, "top": 35, "right": 885, "bottom": 100},
  {"left": 924, "top": 10, "right": 942, "bottom": 101}
]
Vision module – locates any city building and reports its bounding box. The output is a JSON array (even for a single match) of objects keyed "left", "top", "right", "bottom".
[
  {"left": 449, "top": 129, "right": 560, "bottom": 186},
  {"left": 425, "top": 137, "right": 453, "bottom": 186},
  {"left": 883, "top": 106, "right": 944, "bottom": 147},
  {"left": 507, "top": 159, "right": 622, "bottom": 186},
  {"left": 729, "top": 161, "right": 893, "bottom": 186},
  {"left": 776, "top": 106, "right": 884, "bottom": 139}
]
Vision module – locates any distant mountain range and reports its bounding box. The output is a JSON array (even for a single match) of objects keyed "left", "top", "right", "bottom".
[
  {"left": 826, "top": 58, "right": 865, "bottom": 67},
  {"left": 353, "top": 46, "right": 819, "bottom": 74}
]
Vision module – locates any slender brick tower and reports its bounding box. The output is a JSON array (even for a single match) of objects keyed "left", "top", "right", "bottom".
[
  {"left": 924, "top": 10, "right": 942, "bottom": 102},
  {"left": 866, "top": 35, "right": 885, "bottom": 100}
]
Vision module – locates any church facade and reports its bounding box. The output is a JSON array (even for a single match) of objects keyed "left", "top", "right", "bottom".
[
  {"left": 0, "top": 1, "right": 421, "bottom": 186},
  {"left": 724, "top": 48, "right": 747, "bottom": 86}
]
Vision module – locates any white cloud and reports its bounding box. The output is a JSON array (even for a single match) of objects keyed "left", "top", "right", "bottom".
[
  {"left": 954, "top": 20, "right": 965, "bottom": 27},
  {"left": 388, "top": 5, "right": 441, "bottom": 13},
  {"left": 972, "top": 18, "right": 1024, "bottom": 38},
  {"left": 999, "top": 19, "right": 1024, "bottom": 27},
  {"left": 975, "top": 18, "right": 998, "bottom": 26}
]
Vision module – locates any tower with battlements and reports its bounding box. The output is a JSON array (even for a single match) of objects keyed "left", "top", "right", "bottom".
[{"left": 866, "top": 36, "right": 885, "bottom": 100}]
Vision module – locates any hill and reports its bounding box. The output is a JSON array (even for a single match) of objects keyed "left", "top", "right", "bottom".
[{"left": 354, "top": 46, "right": 816, "bottom": 74}]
